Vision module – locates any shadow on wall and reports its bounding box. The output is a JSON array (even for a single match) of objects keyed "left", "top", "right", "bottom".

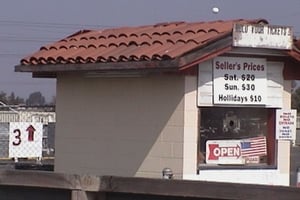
[{"left": 55, "top": 75, "right": 185, "bottom": 177}]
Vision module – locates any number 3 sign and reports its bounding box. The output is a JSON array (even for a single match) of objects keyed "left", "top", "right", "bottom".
[{"left": 9, "top": 122, "right": 43, "bottom": 158}]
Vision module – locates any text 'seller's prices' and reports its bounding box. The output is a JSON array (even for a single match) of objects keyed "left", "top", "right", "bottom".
[{"left": 213, "top": 57, "right": 267, "bottom": 105}]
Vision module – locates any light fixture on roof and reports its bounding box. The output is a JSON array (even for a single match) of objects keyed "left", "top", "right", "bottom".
[{"left": 162, "top": 167, "right": 174, "bottom": 179}]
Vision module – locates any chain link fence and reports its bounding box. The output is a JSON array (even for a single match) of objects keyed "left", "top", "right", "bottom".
[{"left": 0, "top": 111, "right": 55, "bottom": 168}]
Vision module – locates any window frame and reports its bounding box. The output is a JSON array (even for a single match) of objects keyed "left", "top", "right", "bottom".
[{"left": 197, "top": 106, "right": 276, "bottom": 169}]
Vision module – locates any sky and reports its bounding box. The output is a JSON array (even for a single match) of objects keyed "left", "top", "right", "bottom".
[{"left": 0, "top": 0, "right": 300, "bottom": 102}]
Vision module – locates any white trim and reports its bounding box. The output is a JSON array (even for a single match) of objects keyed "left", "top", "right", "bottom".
[{"left": 229, "top": 47, "right": 288, "bottom": 56}]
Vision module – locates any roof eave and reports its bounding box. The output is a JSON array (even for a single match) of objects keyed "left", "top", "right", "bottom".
[
  {"left": 178, "top": 35, "right": 233, "bottom": 70},
  {"left": 15, "top": 59, "right": 181, "bottom": 78}
]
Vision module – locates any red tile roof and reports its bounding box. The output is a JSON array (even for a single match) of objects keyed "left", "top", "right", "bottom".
[{"left": 20, "top": 19, "right": 268, "bottom": 66}]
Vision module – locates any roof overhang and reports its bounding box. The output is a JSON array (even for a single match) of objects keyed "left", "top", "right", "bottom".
[
  {"left": 178, "top": 36, "right": 233, "bottom": 70},
  {"left": 15, "top": 35, "right": 300, "bottom": 79},
  {"left": 15, "top": 59, "right": 181, "bottom": 78},
  {"left": 15, "top": 34, "right": 234, "bottom": 78}
]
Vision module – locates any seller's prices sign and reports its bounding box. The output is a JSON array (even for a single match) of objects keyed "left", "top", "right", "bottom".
[
  {"left": 206, "top": 140, "right": 244, "bottom": 165},
  {"left": 213, "top": 56, "right": 267, "bottom": 105},
  {"left": 276, "top": 109, "right": 297, "bottom": 140}
]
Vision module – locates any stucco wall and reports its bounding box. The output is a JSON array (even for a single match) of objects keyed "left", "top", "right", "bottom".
[
  {"left": 54, "top": 74, "right": 185, "bottom": 178},
  {"left": 183, "top": 76, "right": 198, "bottom": 176}
]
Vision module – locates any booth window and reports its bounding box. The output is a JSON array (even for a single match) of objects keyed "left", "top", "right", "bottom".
[{"left": 198, "top": 107, "right": 275, "bottom": 167}]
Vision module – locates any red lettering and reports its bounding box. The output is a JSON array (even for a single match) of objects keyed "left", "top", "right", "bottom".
[
  {"left": 208, "top": 144, "right": 219, "bottom": 160},
  {"left": 208, "top": 144, "right": 241, "bottom": 160}
]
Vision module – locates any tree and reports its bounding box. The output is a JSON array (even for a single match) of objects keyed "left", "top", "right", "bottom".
[
  {"left": 14, "top": 96, "right": 25, "bottom": 105},
  {"left": 49, "top": 95, "right": 56, "bottom": 106},
  {"left": 0, "top": 91, "right": 7, "bottom": 104},
  {"left": 8, "top": 92, "right": 15, "bottom": 104},
  {"left": 26, "top": 91, "right": 46, "bottom": 106},
  {"left": 291, "top": 87, "right": 300, "bottom": 112},
  {"left": 7, "top": 92, "right": 24, "bottom": 105}
]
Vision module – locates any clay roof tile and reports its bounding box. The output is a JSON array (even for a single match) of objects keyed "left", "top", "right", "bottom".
[{"left": 20, "top": 18, "right": 273, "bottom": 66}]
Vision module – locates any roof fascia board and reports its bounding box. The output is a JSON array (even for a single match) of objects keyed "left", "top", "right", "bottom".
[
  {"left": 178, "top": 38, "right": 295, "bottom": 71},
  {"left": 15, "top": 59, "right": 180, "bottom": 73},
  {"left": 228, "top": 47, "right": 289, "bottom": 57}
]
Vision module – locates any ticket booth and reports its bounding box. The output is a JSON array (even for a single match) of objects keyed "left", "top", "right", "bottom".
[
  {"left": 15, "top": 19, "right": 300, "bottom": 186},
  {"left": 191, "top": 23, "right": 298, "bottom": 186}
]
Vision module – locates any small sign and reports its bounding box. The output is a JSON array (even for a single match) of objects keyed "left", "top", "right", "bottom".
[
  {"left": 9, "top": 122, "right": 43, "bottom": 158},
  {"left": 206, "top": 140, "right": 244, "bottom": 164},
  {"left": 213, "top": 56, "right": 267, "bottom": 105},
  {"left": 206, "top": 136, "right": 267, "bottom": 165},
  {"left": 245, "top": 156, "right": 260, "bottom": 164},
  {"left": 233, "top": 23, "right": 293, "bottom": 50},
  {"left": 276, "top": 109, "right": 297, "bottom": 140}
]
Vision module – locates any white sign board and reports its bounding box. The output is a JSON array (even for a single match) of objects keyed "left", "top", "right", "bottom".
[
  {"left": 213, "top": 57, "right": 267, "bottom": 105},
  {"left": 206, "top": 137, "right": 267, "bottom": 165},
  {"left": 233, "top": 23, "right": 293, "bottom": 49},
  {"left": 9, "top": 122, "right": 43, "bottom": 158},
  {"left": 206, "top": 140, "right": 244, "bottom": 165},
  {"left": 276, "top": 109, "right": 297, "bottom": 140}
]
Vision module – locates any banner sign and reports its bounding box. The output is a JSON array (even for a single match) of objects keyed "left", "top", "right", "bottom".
[
  {"left": 213, "top": 56, "right": 267, "bottom": 105},
  {"left": 233, "top": 23, "right": 293, "bottom": 50},
  {"left": 276, "top": 109, "right": 297, "bottom": 140},
  {"left": 206, "top": 136, "right": 267, "bottom": 164},
  {"left": 9, "top": 122, "right": 43, "bottom": 158}
]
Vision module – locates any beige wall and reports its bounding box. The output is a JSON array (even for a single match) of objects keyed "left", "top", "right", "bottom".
[
  {"left": 54, "top": 74, "right": 186, "bottom": 178},
  {"left": 183, "top": 76, "right": 198, "bottom": 176}
]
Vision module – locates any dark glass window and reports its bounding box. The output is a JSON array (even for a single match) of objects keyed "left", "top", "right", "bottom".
[{"left": 198, "top": 107, "right": 275, "bottom": 166}]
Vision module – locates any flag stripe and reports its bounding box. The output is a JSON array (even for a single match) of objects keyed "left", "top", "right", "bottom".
[{"left": 241, "top": 136, "right": 267, "bottom": 157}]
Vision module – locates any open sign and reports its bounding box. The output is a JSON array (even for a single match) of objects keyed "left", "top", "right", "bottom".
[{"left": 206, "top": 140, "right": 245, "bottom": 165}]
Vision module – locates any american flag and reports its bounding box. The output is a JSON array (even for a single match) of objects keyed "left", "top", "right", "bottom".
[{"left": 240, "top": 136, "right": 267, "bottom": 157}]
